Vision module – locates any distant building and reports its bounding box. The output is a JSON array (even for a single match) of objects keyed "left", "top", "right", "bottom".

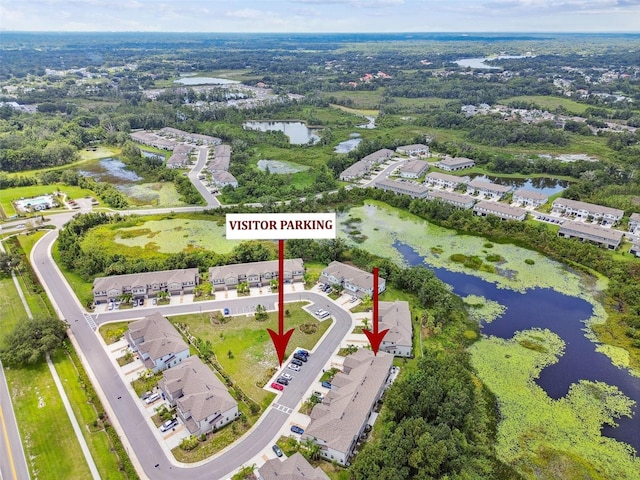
[
  {"left": 473, "top": 201, "right": 527, "bottom": 221},
  {"left": 339, "top": 149, "right": 394, "bottom": 181},
  {"left": 125, "top": 312, "right": 190, "bottom": 373},
  {"left": 158, "top": 127, "right": 221, "bottom": 146},
  {"left": 552, "top": 198, "right": 624, "bottom": 225},
  {"left": 396, "top": 144, "right": 429, "bottom": 156},
  {"left": 425, "top": 172, "right": 469, "bottom": 190},
  {"left": 207, "top": 144, "right": 231, "bottom": 172},
  {"left": 93, "top": 268, "right": 199, "bottom": 304},
  {"left": 398, "top": 159, "right": 429, "bottom": 178},
  {"left": 130, "top": 130, "right": 175, "bottom": 150},
  {"left": 303, "top": 349, "right": 393, "bottom": 465},
  {"left": 374, "top": 178, "right": 429, "bottom": 198},
  {"left": 209, "top": 259, "right": 304, "bottom": 291},
  {"left": 558, "top": 221, "right": 624, "bottom": 250},
  {"left": 427, "top": 190, "right": 475, "bottom": 209},
  {"left": 512, "top": 189, "right": 549, "bottom": 208},
  {"left": 437, "top": 157, "right": 475, "bottom": 172},
  {"left": 629, "top": 213, "right": 640, "bottom": 235},
  {"left": 630, "top": 242, "right": 640, "bottom": 257},
  {"left": 257, "top": 452, "right": 330, "bottom": 480},
  {"left": 158, "top": 356, "right": 238, "bottom": 436},
  {"left": 378, "top": 301, "right": 413, "bottom": 357},
  {"left": 320, "top": 261, "right": 386, "bottom": 298}
]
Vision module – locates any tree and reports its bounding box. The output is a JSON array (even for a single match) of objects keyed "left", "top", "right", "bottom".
[
  {"left": 302, "top": 437, "right": 322, "bottom": 461},
  {"left": 0, "top": 317, "right": 67, "bottom": 366},
  {"left": 0, "top": 251, "right": 22, "bottom": 274}
]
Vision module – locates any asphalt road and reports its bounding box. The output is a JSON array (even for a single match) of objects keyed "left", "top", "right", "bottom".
[
  {"left": 30, "top": 224, "right": 352, "bottom": 479},
  {"left": 187, "top": 146, "right": 221, "bottom": 208},
  {"left": 0, "top": 359, "right": 31, "bottom": 480}
]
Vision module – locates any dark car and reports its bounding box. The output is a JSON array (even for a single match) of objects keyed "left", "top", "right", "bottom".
[
  {"left": 297, "top": 349, "right": 310, "bottom": 357},
  {"left": 291, "top": 358, "right": 303, "bottom": 366},
  {"left": 272, "top": 444, "right": 283, "bottom": 457},
  {"left": 293, "top": 353, "right": 308, "bottom": 362},
  {"left": 290, "top": 425, "right": 304, "bottom": 435},
  {"left": 321, "top": 381, "right": 332, "bottom": 389},
  {"left": 139, "top": 298, "right": 144, "bottom": 306},
  {"left": 276, "top": 377, "right": 289, "bottom": 386},
  {"left": 223, "top": 308, "right": 230, "bottom": 315}
]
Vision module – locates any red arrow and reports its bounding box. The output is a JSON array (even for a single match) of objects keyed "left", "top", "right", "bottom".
[
  {"left": 268, "top": 239, "right": 294, "bottom": 366},
  {"left": 362, "top": 267, "right": 389, "bottom": 355}
]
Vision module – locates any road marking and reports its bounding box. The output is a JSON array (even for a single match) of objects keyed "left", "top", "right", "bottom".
[
  {"left": 0, "top": 401, "right": 19, "bottom": 480},
  {"left": 84, "top": 313, "right": 97, "bottom": 330},
  {"left": 271, "top": 403, "right": 292, "bottom": 415}
]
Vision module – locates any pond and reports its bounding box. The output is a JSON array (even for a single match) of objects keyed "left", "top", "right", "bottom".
[
  {"left": 357, "top": 115, "right": 376, "bottom": 129},
  {"left": 257, "top": 159, "right": 309, "bottom": 174},
  {"left": 334, "top": 134, "right": 362, "bottom": 153},
  {"left": 395, "top": 241, "right": 639, "bottom": 452},
  {"left": 470, "top": 174, "right": 569, "bottom": 196},
  {"left": 78, "top": 157, "right": 142, "bottom": 184},
  {"left": 243, "top": 121, "right": 321, "bottom": 145},
  {"left": 174, "top": 76, "right": 240, "bottom": 85}
]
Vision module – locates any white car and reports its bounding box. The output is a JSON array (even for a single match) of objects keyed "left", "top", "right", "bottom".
[
  {"left": 160, "top": 418, "right": 178, "bottom": 432},
  {"left": 287, "top": 364, "right": 301, "bottom": 372},
  {"left": 281, "top": 373, "right": 293, "bottom": 380},
  {"left": 144, "top": 393, "right": 161, "bottom": 404}
]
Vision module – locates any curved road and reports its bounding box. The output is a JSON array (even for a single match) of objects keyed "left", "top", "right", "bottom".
[{"left": 30, "top": 219, "right": 352, "bottom": 479}]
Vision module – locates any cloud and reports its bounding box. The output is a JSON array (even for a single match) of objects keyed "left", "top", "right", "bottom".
[{"left": 291, "top": 0, "right": 404, "bottom": 6}]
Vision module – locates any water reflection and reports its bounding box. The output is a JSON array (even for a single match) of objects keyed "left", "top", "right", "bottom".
[{"left": 243, "top": 121, "right": 321, "bottom": 145}]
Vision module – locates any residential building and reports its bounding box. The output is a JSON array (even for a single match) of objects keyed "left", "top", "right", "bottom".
[
  {"left": 374, "top": 178, "right": 429, "bottom": 198},
  {"left": 257, "top": 452, "right": 330, "bottom": 480},
  {"left": 552, "top": 198, "right": 624, "bottom": 225},
  {"left": 427, "top": 190, "right": 475, "bottom": 209},
  {"left": 207, "top": 144, "right": 231, "bottom": 172},
  {"left": 629, "top": 213, "right": 640, "bottom": 235},
  {"left": 166, "top": 144, "right": 192, "bottom": 169},
  {"left": 209, "top": 259, "right": 304, "bottom": 291},
  {"left": 558, "top": 221, "right": 624, "bottom": 250},
  {"left": 93, "top": 268, "right": 200, "bottom": 304},
  {"left": 512, "top": 189, "right": 549, "bottom": 208},
  {"left": 125, "top": 312, "right": 190, "bottom": 373},
  {"left": 339, "top": 149, "right": 394, "bottom": 181},
  {"left": 474, "top": 201, "right": 526, "bottom": 221},
  {"left": 130, "top": 130, "right": 175, "bottom": 150},
  {"left": 158, "top": 127, "right": 221, "bottom": 146},
  {"left": 378, "top": 301, "right": 413, "bottom": 357},
  {"left": 211, "top": 171, "right": 238, "bottom": 189},
  {"left": 396, "top": 144, "right": 429, "bottom": 156},
  {"left": 158, "top": 356, "right": 238, "bottom": 436},
  {"left": 304, "top": 349, "right": 393, "bottom": 465},
  {"left": 630, "top": 242, "right": 640, "bottom": 257},
  {"left": 437, "top": 156, "right": 475, "bottom": 171},
  {"left": 425, "top": 172, "right": 469, "bottom": 190},
  {"left": 398, "top": 159, "right": 429, "bottom": 178},
  {"left": 467, "top": 179, "right": 512, "bottom": 199},
  {"left": 320, "top": 261, "right": 386, "bottom": 298}
]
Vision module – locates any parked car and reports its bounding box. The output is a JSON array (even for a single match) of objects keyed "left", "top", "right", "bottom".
[
  {"left": 133, "top": 299, "right": 138, "bottom": 307},
  {"left": 141, "top": 391, "right": 152, "bottom": 401},
  {"left": 152, "top": 298, "right": 157, "bottom": 305},
  {"left": 287, "top": 363, "right": 301, "bottom": 372},
  {"left": 107, "top": 303, "right": 114, "bottom": 311},
  {"left": 160, "top": 418, "right": 178, "bottom": 432},
  {"left": 276, "top": 377, "right": 289, "bottom": 386},
  {"left": 223, "top": 308, "right": 230, "bottom": 315},
  {"left": 321, "top": 381, "right": 332, "bottom": 389},
  {"left": 271, "top": 382, "right": 284, "bottom": 391},
  {"left": 139, "top": 298, "right": 144, "bottom": 306},
  {"left": 297, "top": 349, "right": 310, "bottom": 357},
  {"left": 145, "top": 393, "right": 161, "bottom": 404},
  {"left": 290, "top": 425, "right": 304, "bottom": 435},
  {"left": 291, "top": 358, "right": 303, "bottom": 366},
  {"left": 293, "top": 353, "right": 308, "bottom": 362},
  {"left": 280, "top": 373, "right": 293, "bottom": 380},
  {"left": 272, "top": 444, "right": 283, "bottom": 457}
]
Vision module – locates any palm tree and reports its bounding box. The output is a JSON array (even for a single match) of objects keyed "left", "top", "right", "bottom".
[{"left": 303, "top": 437, "right": 322, "bottom": 461}]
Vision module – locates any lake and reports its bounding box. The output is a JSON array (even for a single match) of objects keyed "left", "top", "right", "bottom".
[
  {"left": 470, "top": 174, "right": 569, "bottom": 196},
  {"left": 243, "top": 121, "right": 321, "bottom": 145},
  {"left": 395, "top": 241, "right": 640, "bottom": 452},
  {"left": 455, "top": 55, "right": 529, "bottom": 69},
  {"left": 78, "top": 157, "right": 142, "bottom": 184},
  {"left": 174, "top": 76, "right": 240, "bottom": 85}
]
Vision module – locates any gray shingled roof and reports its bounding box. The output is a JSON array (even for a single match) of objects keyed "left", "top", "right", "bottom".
[
  {"left": 209, "top": 259, "right": 304, "bottom": 283},
  {"left": 93, "top": 268, "right": 199, "bottom": 294},
  {"left": 258, "top": 452, "right": 330, "bottom": 480},
  {"left": 378, "top": 301, "right": 412, "bottom": 348},
  {"left": 305, "top": 349, "right": 393, "bottom": 455},
  {"left": 552, "top": 198, "right": 624, "bottom": 218},
  {"left": 128, "top": 312, "right": 189, "bottom": 362}
]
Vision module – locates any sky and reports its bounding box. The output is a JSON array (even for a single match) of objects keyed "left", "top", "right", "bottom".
[{"left": 1, "top": 0, "right": 639, "bottom": 33}]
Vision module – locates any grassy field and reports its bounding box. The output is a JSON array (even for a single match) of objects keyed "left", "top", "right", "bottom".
[
  {"left": 498, "top": 95, "right": 594, "bottom": 114},
  {"left": 0, "top": 185, "right": 97, "bottom": 218},
  {"left": 170, "top": 302, "right": 332, "bottom": 408}
]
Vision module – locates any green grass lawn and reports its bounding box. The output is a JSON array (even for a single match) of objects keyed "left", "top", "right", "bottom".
[
  {"left": 6, "top": 146, "right": 120, "bottom": 179},
  {"left": 170, "top": 302, "right": 332, "bottom": 407},
  {"left": 498, "top": 95, "right": 594, "bottom": 115}
]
